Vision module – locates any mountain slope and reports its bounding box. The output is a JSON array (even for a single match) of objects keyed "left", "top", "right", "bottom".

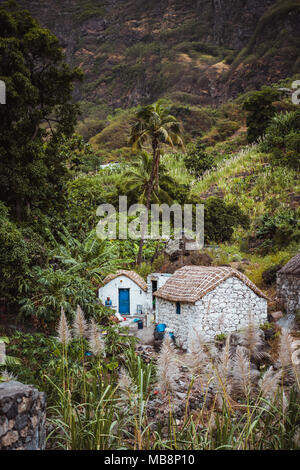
[{"left": 2, "top": 0, "right": 299, "bottom": 142}]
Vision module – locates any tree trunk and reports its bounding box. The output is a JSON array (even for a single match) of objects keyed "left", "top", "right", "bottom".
[
  {"left": 16, "top": 199, "right": 22, "bottom": 222},
  {"left": 153, "top": 152, "right": 160, "bottom": 191},
  {"left": 136, "top": 140, "right": 159, "bottom": 265}
]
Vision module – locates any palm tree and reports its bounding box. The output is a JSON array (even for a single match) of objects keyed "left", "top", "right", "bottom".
[
  {"left": 129, "top": 100, "right": 184, "bottom": 264},
  {"left": 120, "top": 151, "right": 177, "bottom": 206}
]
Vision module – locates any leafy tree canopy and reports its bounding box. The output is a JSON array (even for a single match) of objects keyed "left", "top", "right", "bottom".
[
  {"left": 118, "top": 151, "right": 178, "bottom": 206},
  {"left": 204, "top": 197, "right": 250, "bottom": 244},
  {"left": 0, "top": 1, "right": 82, "bottom": 222},
  {"left": 243, "top": 86, "right": 280, "bottom": 143},
  {"left": 184, "top": 138, "right": 215, "bottom": 178}
]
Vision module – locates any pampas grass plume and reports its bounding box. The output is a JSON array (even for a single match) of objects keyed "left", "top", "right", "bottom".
[{"left": 57, "top": 307, "right": 71, "bottom": 345}]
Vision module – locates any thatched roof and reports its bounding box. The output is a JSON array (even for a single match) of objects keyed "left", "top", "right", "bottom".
[
  {"left": 278, "top": 253, "right": 300, "bottom": 275},
  {"left": 102, "top": 270, "right": 147, "bottom": 291},
  {"left": 154, "top": 265, "right": 268, "bottom": 302}
]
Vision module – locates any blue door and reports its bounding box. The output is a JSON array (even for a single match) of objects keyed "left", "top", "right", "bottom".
[{"left": 119, "top": 288, "right": 130, "bottom": 314}]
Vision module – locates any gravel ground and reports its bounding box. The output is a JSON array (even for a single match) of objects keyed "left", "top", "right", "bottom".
[{"left": 134, "top": 324, "right": 155, "bottom": 345}]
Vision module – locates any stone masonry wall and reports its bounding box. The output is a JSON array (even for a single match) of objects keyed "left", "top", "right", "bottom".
[
  {"left": 0, "top": 341, "right": 5, "bottom": 364},
  {"left": 0, "top": 381, "right": 46, "bottom": 450},
  {"left": 277, "top": 273, "right": 300, "bottom": 314},
  {"left": 156, "top": 276, "right": 268, "bottom": 350},
  {"left": 147, "top": 273, "right": 173, "bottom": 319},
  {"left": 156, "top": 298, "right": 197, "bottom": 350}
]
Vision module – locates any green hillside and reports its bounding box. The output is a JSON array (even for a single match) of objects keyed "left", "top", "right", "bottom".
[{"left": 7, "top": 0, "right": 299, "bottom": 146}]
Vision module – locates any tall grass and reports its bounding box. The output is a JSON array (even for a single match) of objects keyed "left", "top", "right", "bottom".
[
  {"left": 40, "top": 309, "right": 300, "bottom": 450},
  {"left": 191, "top": 145, "right": 263, "bottom": 195},
  {"left": 161, "top": 153, "right": 192, "bottom": 185}
]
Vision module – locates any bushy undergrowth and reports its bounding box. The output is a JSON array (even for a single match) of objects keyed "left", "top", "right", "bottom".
[
  {"left": 184, "top": 139, "right": 215, "bottom": 178},
  {"left": 206, "top": 244, "right": 293, "bottom": 287},
  {"left": 191, "top": 142, "right": 300, "bottom": 255},
  {"left": 261, "top": 110, "right": 300, "bottom": 170},
  {"left": 3, "top": 309, "right": 300, "bottom": 450}
]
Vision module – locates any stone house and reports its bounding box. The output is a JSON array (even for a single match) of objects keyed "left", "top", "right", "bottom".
[
  {"left": 154, "top": 266, "right": 268, "bottom": 349},
  {"left": 98, "top": 270, "right": 148, "bottom": 315},
  {"left": 98, "top": 270, "right": 171, "bottom": 316},
  {"left": 146, "top": 273, "right": 173, "bottom": 314},
  {"left": 277, "top": 253, "right": 300, "bottom": 314}
]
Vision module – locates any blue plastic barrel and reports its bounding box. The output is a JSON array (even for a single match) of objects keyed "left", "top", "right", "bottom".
[
  {"left": 156, "top": 323, "right": 166, "bottom": 333},
  {"left": 138, "top": 320, "right": 143, "bottom": 329}
]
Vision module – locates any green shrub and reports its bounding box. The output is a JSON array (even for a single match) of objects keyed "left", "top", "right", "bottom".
[
  {"left": 259, "top": 322, "right": 274, "bottom": 331},
  {"left": 66, "top": 172, "right": 120, "bottom": 233},
  {"left": 262, "top": 264, "right": 282, "bottom": 285},
  {"left": 251, "top": 208, "right": 300, "bottom": 254},
  {"left": 6, "top": 332, "right": 58, "bottom": 387},
  {"left": 0, "top": 202, "right": 32, "bottom": 305},
  {"left": 125, "top": 41, "right": 162, "bottom": 60},
  {"left": 73, "top": 0, "right": 105, "bottom": 23},
  {"left": 184, "top": 140, "right": 215, "bottom": 177},
  {"left": 18, "top": 267, "right": 104, "bottom": 327},
  {"left": 243, "top": 87, "right": 280, "bottom": 143},
  {"left": 215, "top": 333, "right": 227, "bottom": 342},
  {"left": 204, "top": 197, "right": 250, "bottom": 244},
  {"left": 261, "top": 111, "right": 300, "bottom": 170}
]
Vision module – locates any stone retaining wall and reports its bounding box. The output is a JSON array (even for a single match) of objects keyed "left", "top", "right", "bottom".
[
  {"left": 277, "top": 273, "right": 300, "bottom": 314},
  {"left": 0, "top": 381, "right": 46, "bottom": 450},
  {"left": 0, "top": 341, "right": 5, "bottom": 365}
]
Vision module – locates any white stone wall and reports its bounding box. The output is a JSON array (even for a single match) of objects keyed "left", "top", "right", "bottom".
[
  {"left": 98, "top": 275, "right": 148, "bottom": 315},
  {"left": 147, "top": 273, "right": 172, "bottom": 319},
  {"left": 156, "top": 299, "right": 197, "bottom": 349},
  {"left": 156, "top": 276, "right": 268, "bottom": 349},
  {"left": 147, "top": 273, "right": 172, "bottom": 295}
]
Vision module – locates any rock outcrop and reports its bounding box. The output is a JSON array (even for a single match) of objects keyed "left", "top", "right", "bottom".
[
  {"left": 0, "top": 381, "right": 46, "bottom": 450},
  {"left": 5, "top": 0, "right": 299, "bottom": 116}
]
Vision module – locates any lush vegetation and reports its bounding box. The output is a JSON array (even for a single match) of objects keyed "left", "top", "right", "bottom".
[
  {"left": 0, "top": 2, "right": 300, "bottom": 452},
  {"left": 0, "top": 4, "right": 299, "bottom": 323},
  {"left": 2, "top": 309, "right": 300, "bottom": 450}
]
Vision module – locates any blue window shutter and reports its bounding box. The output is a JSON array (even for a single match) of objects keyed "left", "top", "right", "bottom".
[{"left": 176, "top": 302, "right": 181, "bottom": 315}]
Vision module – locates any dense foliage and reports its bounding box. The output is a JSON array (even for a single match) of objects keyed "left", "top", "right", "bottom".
[
  {"left": 0, "top": 1, "right": 300, "bottom": 454},
  {"left": 261, "top": 110, "right": 300, "bottom": 170},
  {"left": 204, "top": 197, "right": 250, "bottom": 244},
  {"left": 3, "top": 312, "right": 300, "bottom": 450},
  {"left": 243, "top": 87, "right": 280, "bottom": 143},
  {"left": 0, "top": 4, "right": 82, "bottom": 223},
  {"left": 184, "top": 139, "right": 215, "bottom": 178}
]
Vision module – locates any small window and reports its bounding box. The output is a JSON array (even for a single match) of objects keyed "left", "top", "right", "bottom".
[{"left": 176, "top": 302, "right": 181, "bottom": 315}]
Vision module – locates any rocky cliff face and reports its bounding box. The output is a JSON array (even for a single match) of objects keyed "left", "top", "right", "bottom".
[
  {"left": 211, "top": 0, "right": 273, "bottom": 48},
  {"left": 2, "top": 1, "right": 300, "bottom": 122},
  {"left": 219, "top": 0, "right": 300, "bottom": 102}
]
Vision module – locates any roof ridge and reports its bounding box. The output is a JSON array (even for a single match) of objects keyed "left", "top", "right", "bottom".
[
  {"left": 154, "top": 265, "right": 268, "bottom": 302},
  {"left": 279, "top": 253, "right": 300, "bottom": 274},
  {"left": 102, "top": 270, "right": 147, "bottom": 291}
]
